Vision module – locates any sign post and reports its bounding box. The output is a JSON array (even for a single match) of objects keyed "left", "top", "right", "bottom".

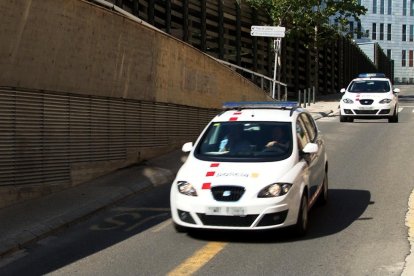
[{"left": 251, "top": 26, "right": 285, "bottom": 100}]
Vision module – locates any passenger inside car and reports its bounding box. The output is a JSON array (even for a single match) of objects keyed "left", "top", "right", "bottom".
[{"left": 218, "top": 124, "right": 250, "bottom": 154}]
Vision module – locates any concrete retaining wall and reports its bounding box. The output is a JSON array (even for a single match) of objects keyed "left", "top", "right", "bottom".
[
  {"left": 0, "top": 0, "right": 270, "bottom": 107},
  {"left": 0, "top": 0, "right": 271, "bottom": 207}
]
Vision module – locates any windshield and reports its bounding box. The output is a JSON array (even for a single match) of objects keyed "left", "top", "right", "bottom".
[
  {"left": 194, "top": 121, "right": 293, "bottom": 162},
  {"left": 348, "top": 80, "right": 390, "bottom": 93}
]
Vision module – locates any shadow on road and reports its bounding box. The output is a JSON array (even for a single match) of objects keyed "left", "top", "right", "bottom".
[
  {"left": 188, "top": 188, "right": 371, "bottom": 243},
  {"left": 0, "top": 187, "right": 370, "bottom": 274}
]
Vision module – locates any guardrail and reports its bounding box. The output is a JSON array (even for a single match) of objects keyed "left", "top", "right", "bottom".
[{"left": 212, "top": 57, "right": 288, "bottom": 101}]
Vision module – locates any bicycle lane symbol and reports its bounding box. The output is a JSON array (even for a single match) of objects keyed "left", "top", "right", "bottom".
[{"left": 90, "top": 207, "right": 171, "bottom": 232}]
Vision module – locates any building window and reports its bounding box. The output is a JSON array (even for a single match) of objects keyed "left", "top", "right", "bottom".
[
  {"left": 380, "top": 23, "right": 384, "bottom": 40},
  {"left": 411, "top": 25, "right": 414, "bottom": 41},
  {"left": 404, "top": 0, "right": 407, "bottom": 16},
  {"left": 403, "top": 25, "right": 407, "bottom": 41},
  {"left": 410, "top": 50, "right": 413, "bottom": 67},
  {"left": 388, "top": 0, "right": 392, "bottom": 14},
  {"left": 387, "top": 24, "right": 392, "bottom": 40},
  {"left": 357, "top": 21, "right": 362, "bottom": 39},
  {"left": 411, "top": 0, "right": 414, "bottom": 16},
  {"left": 387, "top": 49, "right": 392, "bottom": 59},
  {"left": 373, "top": 0, "right": 377, "bottom": 14},
  {"left": 380, "top": 0, "right": 385, "bottom": 14},
  {"left": 402, "top": 50, "right": 407, "bottom": 67},
  {"left": 372, "top": 23, "right": 377, "bottom": 40}
]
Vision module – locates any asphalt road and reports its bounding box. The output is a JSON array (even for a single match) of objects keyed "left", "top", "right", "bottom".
[{"left": 1, "top": 87, "right": 414, "bottom": 276}]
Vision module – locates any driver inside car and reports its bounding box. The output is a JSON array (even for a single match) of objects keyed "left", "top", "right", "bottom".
[{"left": 264, "top": 126, "right": 290, "bottom": 151}]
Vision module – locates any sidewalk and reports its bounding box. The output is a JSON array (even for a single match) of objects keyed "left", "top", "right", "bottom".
[{"left": 0, "top": 96, "right": 340, "bottom": 259}]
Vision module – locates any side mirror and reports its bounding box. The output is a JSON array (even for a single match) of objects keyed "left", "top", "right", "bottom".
[
  {"left": 393, "top": 88, "right": 400, "bottom": 94},
  {"left": 182, "top": 142, "right": 193, "bottom": 153},
  {"left": 340, "top": 88, "right": 346, "bottom": 93},
  {"left": 302, "top": 143, "right": 318, "bottom": 154}
]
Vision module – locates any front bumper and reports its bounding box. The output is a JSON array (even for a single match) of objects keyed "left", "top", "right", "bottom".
[
  {"left": 170, "top": 186, "right": 302, "bottom": 230},
  {"left": 340, "top": 103, "right": 395, "bottom": 118}
]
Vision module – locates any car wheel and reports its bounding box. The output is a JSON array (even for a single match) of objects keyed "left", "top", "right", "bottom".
[
  {"left": 339, "top": 115, "right": 347, "bottom": 122},
  {"left": 316, "top": 171, "right": 328, "bottom": 206},
  {"left": 388, "top": 108, "right": 398, "bottom": 123},
  {"left": 347, "top": 117, "right": 354, "bottom": 122},
  {"left": 173, "top": 222, "right": 187, "bottom": 233},
  {"left": 293, "top": 195, "right": 308, "bottom": 236}
]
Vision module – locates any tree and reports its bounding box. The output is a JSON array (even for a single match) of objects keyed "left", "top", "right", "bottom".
[
  {"left": 241, "top": 0, "right": 367, "bottom": 94},
  {"left": 242, "top": 0, "right": 367, "bottom": 47}
]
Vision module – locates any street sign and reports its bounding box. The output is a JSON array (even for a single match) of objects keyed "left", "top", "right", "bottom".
[{"left": 250, "top": 26, "right": 285, "bottom": 38}]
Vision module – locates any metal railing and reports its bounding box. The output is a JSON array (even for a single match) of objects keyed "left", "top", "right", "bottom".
[{"left": 212, "top": 57, "right": 288, "bottom": 101}]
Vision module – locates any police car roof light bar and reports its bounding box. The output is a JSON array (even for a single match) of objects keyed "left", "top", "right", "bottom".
[
  {"left": 358, "top": 73, "right": 386, "bottom": 78},
  {"left": 222, "top": 101, "right": 298, "bottom": 110}
]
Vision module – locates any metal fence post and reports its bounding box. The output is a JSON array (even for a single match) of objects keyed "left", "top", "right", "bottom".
[
  {"left": 269, "top": 80, "right": 272, "bottom": 96},
  {"left": 313, "top": 86, "right": 316, "bottom": 104},
  {"left": 298, "top": 89, "right": 301, "bottom": 107},
  {"left": 304, "top": 89, "right": 307, "bottom": 108},
  {"left": 284, "top": 86, "right": 287, "bottom": 101},
  {"left": 308, "top": 88, "right": 311, "bottom": 106}
]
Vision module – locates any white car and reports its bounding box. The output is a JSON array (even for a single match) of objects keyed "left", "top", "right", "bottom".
[
  {"left": 339, "top": 73, "right": 400, "bottom": 123},
  {"left": 170, "top": 102, "right": 328, "bottom": 236}
]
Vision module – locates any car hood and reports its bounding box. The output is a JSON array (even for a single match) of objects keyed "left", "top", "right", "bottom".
[
  {"left": 175, "top": 156, "right": 297, "bottom": 190},
  {"left": 343, "top": 92, "right": 393, "bottom": 100}
]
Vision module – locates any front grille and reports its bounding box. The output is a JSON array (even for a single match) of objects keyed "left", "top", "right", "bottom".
[
  {"left": 211, "top": 186, "right": 245, "bottom": 201},
  {"left": 354, "top": 110, "right": 378, "bottom": 114},
  {"left": 359, "top": 99, "right": 374, "bottom": 105},
  {"left": 197, "top": 213, "right": 258, "bottom": 227}
]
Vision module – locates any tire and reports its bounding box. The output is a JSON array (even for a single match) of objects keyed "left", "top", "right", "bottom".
[
  {"left": 173, "top": 222, "right": 187, "bottom": 233},
  {"left": 293, "top": 195, "right": 309, "bottom": 236},
  {"left": 316, "top": 171, "right": 328, "bottom": 206},
  {"left": 347, "top": 117, "right": 354, "bottom": 122},
  {"left": 388, "top": 108, "right": 398, "bottom": 123}
]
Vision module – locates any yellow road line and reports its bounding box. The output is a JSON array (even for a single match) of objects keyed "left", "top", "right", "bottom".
[
  {"left": 167, "top": 242, "right": 227, "bottom": 276},
  {"left": 403, "top": 189, "right": 414, "bottom": 276}
]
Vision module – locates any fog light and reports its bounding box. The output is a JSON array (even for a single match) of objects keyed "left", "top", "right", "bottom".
[{"left": 177, "top": 209, "right": 195, "bottom": 224}]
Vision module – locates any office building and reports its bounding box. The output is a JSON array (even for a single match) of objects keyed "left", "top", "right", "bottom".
[{"left": 353, "top": 0, "right": 414, "bottom": 83}]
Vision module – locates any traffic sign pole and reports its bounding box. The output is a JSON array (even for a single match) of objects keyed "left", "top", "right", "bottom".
[
  {"left": 251, "top": 26, "right": 285, "bottom": 100},
  {"left": 272, "top": 38, "right": 281, "bottom": 99}
]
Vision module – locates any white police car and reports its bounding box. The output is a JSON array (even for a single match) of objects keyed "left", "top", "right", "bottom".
[
  {"left": 339, "top": 73, "right": 400, "bottom": 123},
  {"left": 170, "top": 102, "right": 328, "bottom": 236}
]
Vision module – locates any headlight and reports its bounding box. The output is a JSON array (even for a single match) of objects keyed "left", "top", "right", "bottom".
[
  {"left": 379, "top": 98, "right": 392, "bottom": 104},
  {"left": 258, "top": 183, "right": 292, "bottom": 198},
  {"left": 342, "top": 98, "right": 354, "bottom": 104},
  {"left": 177, "top": 181, "right": 198, "bottom": 196}
]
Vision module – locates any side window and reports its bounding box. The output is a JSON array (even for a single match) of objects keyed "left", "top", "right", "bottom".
[
  {"left": 300, "top": 113, "right": 317, "bottom": 142},
  {"left": 296, "top": 117, "right": 310, "bottom": 151}
]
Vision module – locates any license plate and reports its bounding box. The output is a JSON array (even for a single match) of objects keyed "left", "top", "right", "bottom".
[
  {"left": 358, "top": 106, "right": 373, "bottom": 110},
  {"left": 205, "top": 207, "right": 245, "bottom": 216}
]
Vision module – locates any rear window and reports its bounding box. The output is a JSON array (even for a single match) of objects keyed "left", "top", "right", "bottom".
[
  {"left": 194, "top": 121, "right": 293, "bottom": 162},
  {"left": 348, "top": 80, "right": 390, "bottom": 93}
]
